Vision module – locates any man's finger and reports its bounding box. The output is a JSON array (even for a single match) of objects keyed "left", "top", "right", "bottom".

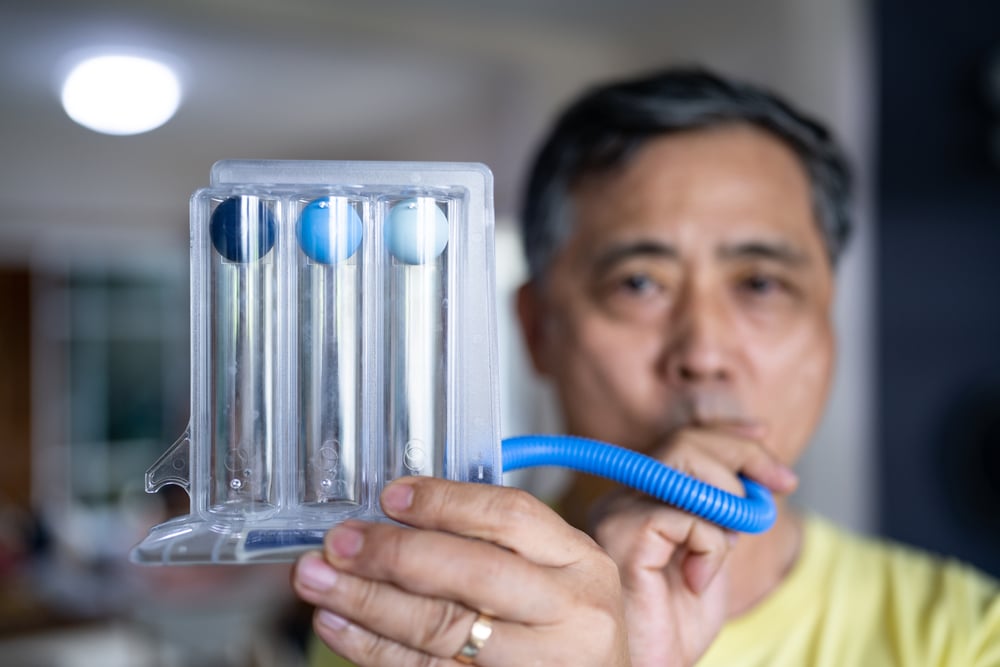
[
  {"left": 379, "top": 477, "right": 599, "bottom": 567},
  {"left": 320, "top": 520, "right": 566, "bottom": 624},
  {"left": 658, "top": 428, "right": 798, "bottom": 494}
]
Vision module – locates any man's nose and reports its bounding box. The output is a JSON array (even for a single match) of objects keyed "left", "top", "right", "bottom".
[{"left": 664, "top": 287, "right": 733, "bottom": 385}]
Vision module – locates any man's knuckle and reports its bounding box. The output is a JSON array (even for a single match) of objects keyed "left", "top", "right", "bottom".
[
  {"left": 374, "top": 526, "right": 408, "bottom": 574},
  {"left": 664, "top": 451, "right": 698, "bottom": 477},
  {"left": 593, "top": 547, "right": 624, "bottom": 586},
  {"left": 428, "top": 479, "right": 463, "bottom": 514},
  {"left": 356, "top": 630, "right": 442, "bottom": 667},
  {"left": 350, "top": 576, "right": 382, "bottom": 618},
  {"left": 489, "top": 486, "right": 538, "bottom": 521},
  {"left": 353, "top": 626, "right": 386, "bottom": 661},
  {"left": 418, "top": 601, "right": 466, "bottom": 648}
]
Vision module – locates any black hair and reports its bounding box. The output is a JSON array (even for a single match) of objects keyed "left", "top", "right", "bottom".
[{"left": 519, "top": 66, "right": 853, "bottom": 281}]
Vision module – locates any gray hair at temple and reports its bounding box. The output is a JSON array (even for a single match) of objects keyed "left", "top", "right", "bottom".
[{"left": 518, "top": 67, "right": 853, "bottom": 283}]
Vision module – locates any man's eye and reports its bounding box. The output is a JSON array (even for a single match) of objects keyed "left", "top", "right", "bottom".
[
  {"left": 745, "top": 275, "right": 775, "bottom": 291},
  {"left": 620, "top": 274, "right": 660, "bottom": 294},
  {"left": 594, "top": 268, "right": 673, "bottom": 320},
  {"left": 740, "top": 274, "right": 788, "bottom": 297}
]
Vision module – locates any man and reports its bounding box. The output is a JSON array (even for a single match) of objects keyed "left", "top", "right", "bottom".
[{"left": 293, "top": 68, "right": 1000, "bottom": 666}]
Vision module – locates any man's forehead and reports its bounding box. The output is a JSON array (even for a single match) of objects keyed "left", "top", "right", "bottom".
[
  {"left": 560, "top": 128, "right": 826, "bottom": 268},
  {"left": 564, "top": 189, "right": 820, "bottom": 251},
  {"left": 584, "top": 233, "right": 814, "bottom": 270},
  {"left": 570, "top": 126, "right": 811, "bottom": 211}
]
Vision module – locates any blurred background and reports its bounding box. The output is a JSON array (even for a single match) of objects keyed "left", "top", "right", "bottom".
[{"left": 0, "top": 0, "right": 998, "bottom": 664}]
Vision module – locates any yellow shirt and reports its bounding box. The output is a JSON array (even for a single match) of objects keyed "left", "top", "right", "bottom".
[
  {"left": 699, "top": 515, "right": 1000, "bottom": 666},
  {"left": 310, "top": 515, "right": 1000, "bottom": 667}
]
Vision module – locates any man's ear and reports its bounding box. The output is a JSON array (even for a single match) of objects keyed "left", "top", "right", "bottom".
[{"left": 515, "top": 281, "right": 551, "bottom": 376}]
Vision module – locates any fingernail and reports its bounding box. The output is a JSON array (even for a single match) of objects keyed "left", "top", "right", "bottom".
[
  {"left": 686, "top": 562, "right": 712, "bottom": 595},
  {"left": 329, "top": 525, "right": 364, "bottom": 559},
  {"left": 297, "top": 553, "right": 339, "bottom": 592},
  {"left": 317, "top": 609, "right": 349, "bottom": 631},
  {"left": 382, "top": 481, "right": 414, "bottom": 512}
]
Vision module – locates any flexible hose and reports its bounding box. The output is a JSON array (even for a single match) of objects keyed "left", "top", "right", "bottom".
[{"left": 501, "top": 434, "right": 776, "bottom": 534}]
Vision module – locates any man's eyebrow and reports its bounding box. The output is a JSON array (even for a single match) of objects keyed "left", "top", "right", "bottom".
[
  {"left": 718, "top": 240, "right": 810, "bottom": 266},
  {"left": 591, "top": 241, "right": 679, "bottom": 273}
]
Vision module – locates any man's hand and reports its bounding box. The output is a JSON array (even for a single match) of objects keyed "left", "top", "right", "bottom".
[
  {"left": 292, "top": 477, "right": 632, "bottom": 667},
  {"left": 591, "top": 426, "right": 798, "bottom": 667}
]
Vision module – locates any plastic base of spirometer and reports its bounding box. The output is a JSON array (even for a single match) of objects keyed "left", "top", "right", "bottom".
[{"left": 130, "top": 160, "right": 501, "bottom": 565}]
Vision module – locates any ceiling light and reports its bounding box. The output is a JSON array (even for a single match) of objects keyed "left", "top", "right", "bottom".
[{"left": 61, "top": 54, "right": 181, "bottom": 136}]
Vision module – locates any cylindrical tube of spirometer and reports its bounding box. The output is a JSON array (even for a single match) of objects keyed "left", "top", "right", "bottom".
[
  {"left": 207, "top": 195, "right": 278, "bottom": 516},
  {"left": 296, "top": 195, "right": 364, "bottom": 508},
  {"left": 384, "top": 197, "right": 450, "bottom": 481}
]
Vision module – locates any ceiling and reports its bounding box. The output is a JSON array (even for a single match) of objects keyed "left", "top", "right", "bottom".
[{"left": 0, "top": 0, "right": 861, "bottom": 262}]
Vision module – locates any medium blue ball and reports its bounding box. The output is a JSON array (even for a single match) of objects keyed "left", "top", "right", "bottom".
[
  {"left": 384, "top": 198, "right": 449, "bottom": 265},
  {"left": 209, "top": 196, "right": 277, "bottom": 263},
  {"left": 298, "top": 197, "right": 364, "bottom": 264}
]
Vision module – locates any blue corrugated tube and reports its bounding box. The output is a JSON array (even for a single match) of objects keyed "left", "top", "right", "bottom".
[{"left": 501, "top": 434, "right": 776, "bottom": 534}]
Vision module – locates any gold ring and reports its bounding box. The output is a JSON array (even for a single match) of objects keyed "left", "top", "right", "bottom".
[{"left": 454, "top": 612, "right": 494, "bottom": 664}]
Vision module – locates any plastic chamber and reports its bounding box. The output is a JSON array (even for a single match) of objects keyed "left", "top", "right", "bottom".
[{"left": 131, "top": 160, "right": 501, "bottom": 564}]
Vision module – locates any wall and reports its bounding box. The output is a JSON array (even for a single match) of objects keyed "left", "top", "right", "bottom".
[{"left": 878, "top": 0, "right": 1000, "bottom": 577}]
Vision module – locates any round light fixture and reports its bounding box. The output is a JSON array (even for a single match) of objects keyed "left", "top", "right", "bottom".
[{"left": 61, "top": 54, "right": 181, "bottom": 136}]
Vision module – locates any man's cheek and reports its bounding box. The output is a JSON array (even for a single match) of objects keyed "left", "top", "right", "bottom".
[{"left": 769, "top": 366, "right": 830, "bottom": 460}]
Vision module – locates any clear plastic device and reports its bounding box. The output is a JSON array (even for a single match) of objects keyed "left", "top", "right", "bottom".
[{"left": 131, "top": 161, "right": 501, "bottom": 564}]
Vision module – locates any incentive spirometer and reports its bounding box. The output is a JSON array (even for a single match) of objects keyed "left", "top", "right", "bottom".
[{"left": 130, "top": 160, "right": 775, "bottom": 565}]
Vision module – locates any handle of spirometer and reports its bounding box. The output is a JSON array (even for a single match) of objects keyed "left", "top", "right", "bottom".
[{"left": 501, "top": 434, "right": 776, "bottom": 534}]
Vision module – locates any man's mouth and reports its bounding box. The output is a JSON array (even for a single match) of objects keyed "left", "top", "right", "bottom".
[{"left": 664, "top": 392, "right": 763, "bottom": 437}]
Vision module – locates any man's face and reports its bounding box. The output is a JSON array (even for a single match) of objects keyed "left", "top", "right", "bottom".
[{"left": 518, "top": 123, "right": 835, "bottom": 466}]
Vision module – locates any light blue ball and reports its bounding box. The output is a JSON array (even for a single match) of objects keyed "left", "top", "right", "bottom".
[
  {"left": 298, "top": 197, "right": 364, "bottom": 264},
  {"left": 385, "top": 198, "right": 449, "bottom": 264}
]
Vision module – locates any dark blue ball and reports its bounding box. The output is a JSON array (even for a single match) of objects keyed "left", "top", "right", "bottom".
[{"left": 209, "top": 196, "right": 277, "bottom": 263}]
